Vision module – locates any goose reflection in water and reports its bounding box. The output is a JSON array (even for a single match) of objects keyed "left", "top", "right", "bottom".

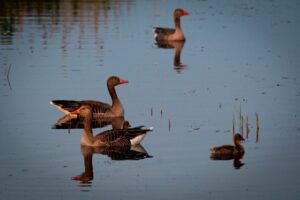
[
  {"left": 155, "top": 40, "right": 187, "bottom": 73},
  {"left": 72, "top": 144, "right": 152, "bottom": 184},
  {"left": 52, "top": 115, "right": 125, "bottom": 130}
]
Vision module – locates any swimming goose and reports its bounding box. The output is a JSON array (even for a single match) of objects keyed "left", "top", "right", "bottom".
[
  {"left": 72, "top": 105, "right": 152, "bottom": 147},
  {"left": 154, "top": 8, "right": 189, "bottom": 42},
  {"left": 50, "top": 76, "right": 128, "bottom": 118}
]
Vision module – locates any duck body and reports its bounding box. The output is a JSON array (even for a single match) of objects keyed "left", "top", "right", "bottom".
[
  {"left": 154, "top": 8, "right": 189, "bottom": 42},
  {"left": 210, "top": 134, "right": 245, "bottom": 158},
  {"left": 51, "top": 76, "right": 128, "bottom": 118},
  {"left": 75, "top": 105, "right": 152, "bottom": 147}
]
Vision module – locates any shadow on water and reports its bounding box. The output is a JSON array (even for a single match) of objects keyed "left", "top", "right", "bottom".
[
  {"left": 155, "top": 40, "right": 187, "bottom": 73},
  {"left": 72, "top": 144, "right": 151, "bottom": 187}
]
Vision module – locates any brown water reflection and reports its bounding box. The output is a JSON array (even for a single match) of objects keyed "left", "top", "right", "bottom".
[
  {"left": 211, "top": 154, "right": 245, "bottom": 170},
  {"left": 73, "top": 145, "right": 151, "bottom": 186},
  {"left": 0, "top": 0, "right": 132, "bottom": 47}
]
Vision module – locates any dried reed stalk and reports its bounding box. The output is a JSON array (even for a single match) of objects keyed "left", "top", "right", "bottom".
[
  {"left": 233, "top": 113, "right": 235, "bottom": 136},
  {"left": 246, "top": 115, "right": 250, "bottom": 139},
  {"left": 241, "top": 115, "right": 244, "bottom": 137},
  {"left": 255, "top": 112, "right": 260, "bottom": 142}
]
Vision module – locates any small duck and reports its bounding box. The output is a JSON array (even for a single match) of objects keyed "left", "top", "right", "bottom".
[
  {"left": 210, "top": 133, "right": 245, "bottom": 158},
  {"left": 154, "top": 8, "right": 189, "bottom": 42},
  {"left": 72, "top": 105, "right": 152, "bottom": 147}
]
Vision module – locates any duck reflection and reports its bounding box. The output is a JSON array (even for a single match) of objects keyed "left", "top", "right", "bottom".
[
  {"left": 210, "top": 133, "right": 245, "bottom": 169},
  {"left": 155, "top": 40, "right": 187, "bottom": 73},
  {"left": 210, "top": 154, "right": 245, "bottom": 169},
  {"left": 72, "top": 144, "right": 151, "bottom": 184}
]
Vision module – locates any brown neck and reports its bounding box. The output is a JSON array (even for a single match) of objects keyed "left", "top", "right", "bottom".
[
  {"left": 108, "top": 83, "right": 120, "bottom": 106},
  {"left": 83, "top": 113, "right": 93, "bottom": 137},
  {"left": 235, "top": 140, "right": 244, "bottom": 153},
  {"left": 174, "top": 15, "right": 181, "bottom": 30},
  {"left": 108, "top": 83, "right": 124, "bottom": 116}
]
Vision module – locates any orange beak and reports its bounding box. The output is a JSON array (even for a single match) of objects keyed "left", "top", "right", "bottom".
[
  {"left": 70, "top": 108, "right": 81, "bottom": 115},
  {"left": 119, "top": 79, "right": 129, "bottom": 84}
]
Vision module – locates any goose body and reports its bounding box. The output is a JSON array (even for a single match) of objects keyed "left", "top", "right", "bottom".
[
  {"left": 51, "top": 76, "right": 128, "bottom": 118},
  {"left": 73, "top": 105, "right": 152, "bottom": 147},
  {"left": 154, "top": 8, "right": 189, "bottom": 42}
]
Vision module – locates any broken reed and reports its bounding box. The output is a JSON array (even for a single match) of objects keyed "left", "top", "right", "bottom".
[
  {"left": 232, "top": 112, "right": 260, "bottom": 142},
  {"left": 232, "top": 113, "right": 235, "bottom": 136},
  {"left": 246, "top": 115, "right": 250, "bottom": 139},
  {"left": 239, "top": 104, "right": 242, "bottom": 136},
  {"left": 151, "top": 106, "right": 171, "bottom": 131}
]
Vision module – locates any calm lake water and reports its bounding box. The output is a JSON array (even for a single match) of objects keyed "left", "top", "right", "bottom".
[{"left": 1, "top": 0, "right": 300, "bottom": 199}]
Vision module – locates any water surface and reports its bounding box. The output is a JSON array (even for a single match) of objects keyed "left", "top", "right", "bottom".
[{"left": 1, "top": 0, "right": 300, "bottom": 199}]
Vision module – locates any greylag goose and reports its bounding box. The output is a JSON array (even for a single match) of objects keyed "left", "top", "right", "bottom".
[
  {"left": 50, "top": 76, "right": 128, "bottom": 118},
  {"left": 72, "top": 105, "right": 152, "bottom": 147},
  {"left": 154, "top": 8, "right": 189, "bottom": 42}
]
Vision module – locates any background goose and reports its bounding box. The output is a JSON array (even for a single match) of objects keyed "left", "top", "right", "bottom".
[
  {"left": 51, "top": 76, "right": 128, "bottom": 118},
  {"left": 154, "top": 8, "right": 189, "bottom": 42}
]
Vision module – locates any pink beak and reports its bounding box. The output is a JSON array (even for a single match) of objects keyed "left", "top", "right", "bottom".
[
  {"left": 119, "top": 79, "right": 129, "bottom": 84},
  {"left": 183, "top": 10, "right": 189, "bottom": 16}
]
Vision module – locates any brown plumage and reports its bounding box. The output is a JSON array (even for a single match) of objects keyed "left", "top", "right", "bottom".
[
  {"left": 154, "top": 8, "right": 189, "bottom": 42},
  {"left": 74, "top": 105, "right": 152, "bottom": 147},
  {"left": 50, "top": 76, "right": 128, "bottom": 118},
  {"left": 210, "top": 133, "right": 245, "bottom": 159}
]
